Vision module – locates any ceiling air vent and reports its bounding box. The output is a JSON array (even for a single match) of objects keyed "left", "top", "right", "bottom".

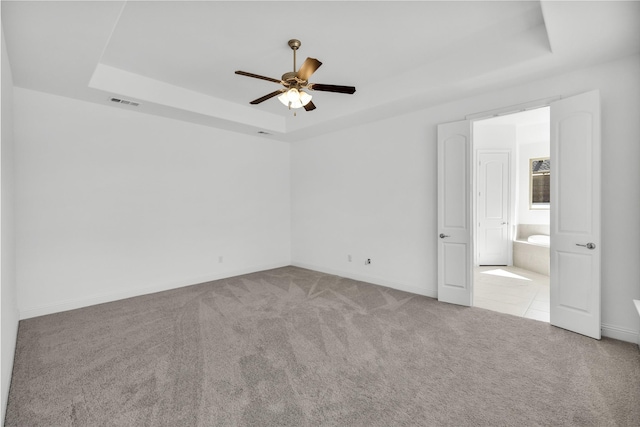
[{"left": 109, "top": 97, "right": 140, "bottom": 107}]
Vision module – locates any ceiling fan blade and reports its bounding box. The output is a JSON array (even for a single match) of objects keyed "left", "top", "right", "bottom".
[
  {"left": 304, "top": 100, "right": 316, "bottom": 111},
  {"left": 309, "top": 83, "right": 356, "bottom": 94},
  {"left": 235, "top": 71, "right": 283, "bottom": 84},
  {"left": 297, "top": 57, "right": 322, "bottom": 81},
  {"left": 250, "top": 89, "right": 285, "bottom": 105}
]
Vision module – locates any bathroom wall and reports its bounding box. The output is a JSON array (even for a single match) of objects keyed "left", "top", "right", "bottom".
[{"left": 516, "top": 121, "right": 550, "bottom": 226}]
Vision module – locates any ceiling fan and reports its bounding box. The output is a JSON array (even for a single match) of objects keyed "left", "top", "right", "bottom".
[{"left": 235, "top": 39, "right": 356, "bottom": 112}]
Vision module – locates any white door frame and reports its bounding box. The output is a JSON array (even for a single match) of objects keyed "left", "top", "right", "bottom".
[{"left": 467, "top": 97, "right": 560, "bottom": 272}]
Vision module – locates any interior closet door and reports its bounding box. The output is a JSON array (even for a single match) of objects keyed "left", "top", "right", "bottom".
[
  {"left": 477, "top": 151, "right": 510, "bottom": 266},
  {"left": 549, "top": 90, "right": 601, "bottom": 339},
  {"left": 437, "top": 120, "right": 472, "bottom": 306}
]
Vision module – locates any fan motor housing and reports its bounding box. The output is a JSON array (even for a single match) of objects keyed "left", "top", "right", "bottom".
[
  {"left": 282, "top": 72, "right": 297, "bottom": 81},
  {"left": 281, "top": 71, "right": 306, "bottom": 89},
  {"left": 288, "top": 39, "right": 301, "bottom": 50}
]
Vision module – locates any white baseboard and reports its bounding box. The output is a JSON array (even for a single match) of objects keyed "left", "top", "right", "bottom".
[
  {"left": 21, "top": 263, "right": 638, "bottom": 346},
  {"left": 291, "top": 261, "right": 437, "bottom": 299},
  {"left": 601, "top": 323, "right": 640, "bottom": 345},
  {"left": 1, "top": 306, "right": 19, "bottom": 422},
  {"left": 19, "top": 262, "right": 290, "bottom": 320},
  {"left": 293, "top": 263, "right": 640, "bottom": 345}
]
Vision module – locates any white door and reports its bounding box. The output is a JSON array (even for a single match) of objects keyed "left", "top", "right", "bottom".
[
  {"left": 437, "top": 120, "right": 472, "bottom": 306},
  {"left": 477, "top": 151, "right": 510, "bottom": 265},
  {"left": 550, "top": 90, "right": 601, "bottom": 339}
]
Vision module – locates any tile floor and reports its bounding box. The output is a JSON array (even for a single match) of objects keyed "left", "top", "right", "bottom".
[{"left": 473, "top": 266, "right": 550, "bottom": 322}]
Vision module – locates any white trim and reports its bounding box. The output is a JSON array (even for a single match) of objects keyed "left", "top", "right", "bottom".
[
  {"left": 19, "top": 261, "right": 637, "bottom": 345},
  {"left": 601, "top": 323, "right": 639, "bottom": 345},
  {"left": 291, "top": 261, "right": 437, "bottom": 299},
  {"left": 19, "top": 262, "right": 290, "bottom": 320},
  {"left": 633, "top": 299, "right": 640, "bottom": 347},
  {"left": 465, "top": 96, "right": 560, "bottom": 121}
]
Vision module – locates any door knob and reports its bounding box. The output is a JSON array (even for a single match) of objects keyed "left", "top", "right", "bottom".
[
  {"left": 576, "top": 242, "right": 596, "bottom": 250},
  {"left": 439, "top": 233, "right": 450, "bottom": 239}
]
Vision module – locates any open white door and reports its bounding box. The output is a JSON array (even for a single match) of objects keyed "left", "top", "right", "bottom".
[
  {"left": 437, "top": 120, "right": 472, "bottom": 306},
  {"left": 550, "top": 90, "right": 601, "bottom": 339}
]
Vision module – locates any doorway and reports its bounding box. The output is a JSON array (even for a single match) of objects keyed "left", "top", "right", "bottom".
[
  {"left": 437, "top": 90, "right": 601, "bottom": 339},
  {"left": 472, "top": 107, "right": 551, "bottom": 322}
]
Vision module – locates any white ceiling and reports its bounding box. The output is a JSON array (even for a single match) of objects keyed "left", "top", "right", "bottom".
[{"left": 2, "top": 1, "right": 639, "bottom": 142}]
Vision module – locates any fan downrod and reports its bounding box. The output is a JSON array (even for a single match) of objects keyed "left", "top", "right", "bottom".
[{"left": 288, "top": 39, "right": 301, "bottom": 72}]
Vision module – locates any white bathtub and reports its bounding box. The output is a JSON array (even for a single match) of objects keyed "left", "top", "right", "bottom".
[
  {"left": 514, "top": 237, "right": 550, "bottom": 276},
  {"left": 527, "top": 235, "right": 550, "bottom": 247}
]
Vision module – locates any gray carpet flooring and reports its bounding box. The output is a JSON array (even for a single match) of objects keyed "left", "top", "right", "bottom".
[{"left": 5, "top": 266, "right": 640, "bottom": 426}]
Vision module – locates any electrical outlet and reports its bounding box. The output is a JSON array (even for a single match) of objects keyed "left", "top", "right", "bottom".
[
  {"left": 365, "top": 258, "right": 371, "bottom": 265},
  {"left": 218, "top": 256, "right": 223, "bottom": 263},
  {"left": 348, "top": 255, "right": 352, "bottom": 262}
]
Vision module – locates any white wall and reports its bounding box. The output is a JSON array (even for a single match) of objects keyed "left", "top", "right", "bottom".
[
  {"left": 473, "top": 123, "right": 516, "bottom": 150},
  {"left": 516, "top": 122, "right": 550, "bottom": 225},
  {"left": 292, "top": 54, "right": 640, "bottom": 342},
  {"left": 14, "top": 88, "right": 291, "bottom": 318},
  {"left": 1, "top": 25, "right": 19, "bottom": 424},
  {"left": 291, "top": 116, "right": 437, "bottom": 297}
]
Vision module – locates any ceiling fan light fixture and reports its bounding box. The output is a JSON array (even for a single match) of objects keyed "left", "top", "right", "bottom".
[
  {"left": 278, "top": 88, "right": 312, "bottom": 109},
  {"left": 236, "top": 38, "right": 354, "bottom": 112},
  {"left": 286, "top": 88, "right": 300, "bottom": 103},
  {"left": 278, "top": 92, "right": 291, "bottom": 107},
  {"left": 299, "top": 90, "right": 312, "bottom": 106}
]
